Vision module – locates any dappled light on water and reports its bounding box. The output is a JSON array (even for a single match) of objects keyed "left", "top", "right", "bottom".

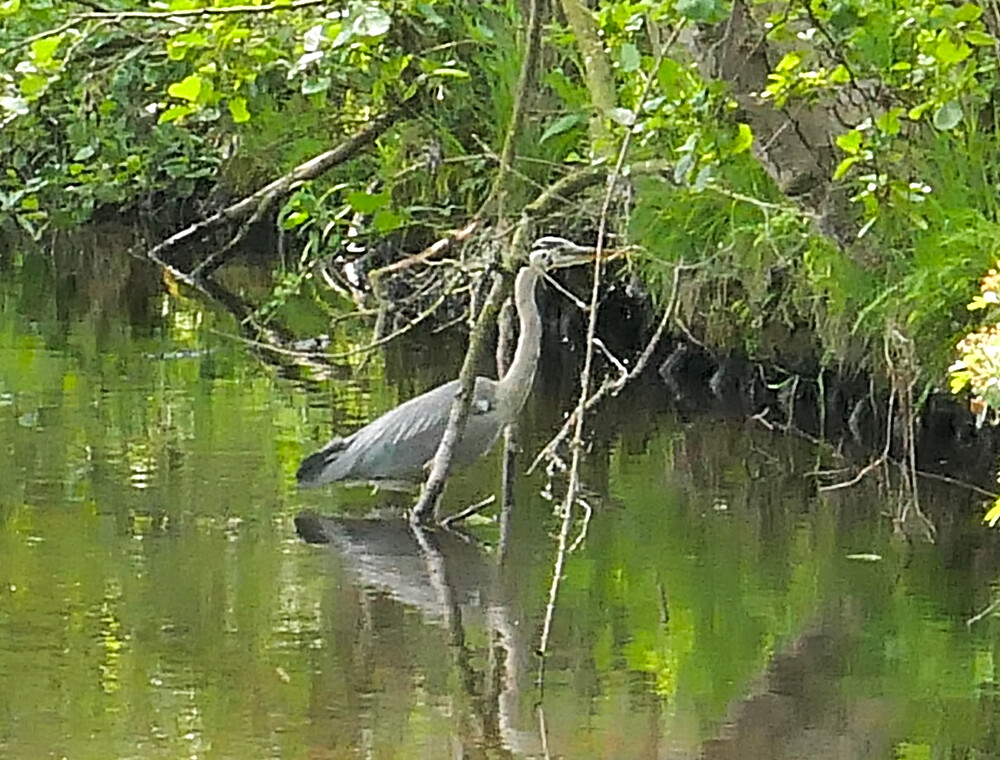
[{"left": 2, "top": 241, "right": 1000, "bottom": 758}]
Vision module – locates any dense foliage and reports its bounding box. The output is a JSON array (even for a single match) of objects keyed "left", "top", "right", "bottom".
[{"left": 5, "top": 0, "right": 1000, "bottom": 393}]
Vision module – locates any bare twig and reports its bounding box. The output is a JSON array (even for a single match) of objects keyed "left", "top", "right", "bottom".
[
  {"left": 440, "top": 495, "right": 497, "bottom": 529},
  {"left": 329, "top": 278, "right": 467, "bottom": 361},
  {"left": 368, "top": 219, "right": 481, "bottom": 282},
  {"left": 537, "top": 31, "right": 679, "bottom": 689},
  {"left": 967, "top": 596, "right": 1000, "bottom": 628},
  {"left": 818, "top": 390, "right": 895, "bottom": 493},
  {"left": 529, "top": 259, "right": 685, "bottom": 474},
  {"left": 567, "top": 496, "right": 593, "bottom": 553}
]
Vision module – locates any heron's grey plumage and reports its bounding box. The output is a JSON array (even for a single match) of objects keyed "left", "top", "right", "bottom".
[{"left": 296, "top": 239, "right": 594, "bottom": 489}]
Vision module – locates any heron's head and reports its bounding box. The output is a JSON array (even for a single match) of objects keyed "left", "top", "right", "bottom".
[{"left": 528, "top": 236, "right": 598, "bottom": 271}]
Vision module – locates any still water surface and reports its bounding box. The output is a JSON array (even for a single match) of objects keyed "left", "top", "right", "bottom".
[{"left": 2, "top": 237, "right": 1000, "bottom": 759}]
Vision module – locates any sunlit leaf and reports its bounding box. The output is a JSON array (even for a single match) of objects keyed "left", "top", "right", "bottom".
[
  {"left": 731, "top": 123, "right": 753, "bottom": 154},
  {"left": 935, "top": 35, "right": 971, "bottom": 64},
  {"left": 0, "top": 96, "right": 28, "bottom": 115},
  {"left": 304, "top": 23, "right": 325, "bottom": 52},
  {"left": 875, "top": 108, "right": 902, "bottom": 136},
  {"left": 282, "top": 211, "right": 309, "bottom": 229},
  {"left": 347, "top": 191, "right": 389, "bottom": 214},
  {"left": 158, "top": 104, "right": 193, "bottom": 124},
  {"left": 167, "top": 74, "right": 202, "bottom": 103},
  {"left": 833, "top": 155, "right": 859, "bottom": 180},
  {"left": 19, "top": 74, "right": 48, "bottom": 98},
  {"left": 228, "top": 97, "right": 250, "bottom": 123},
  {"left": 966, "top": 30, "right": 995, "bottom": 46},
  {"left": 30, "top": 34, "right": 64, "bottom": 66},
  {"left": 835, "top": 129, "right": 862, "bottom": 154},
  {"left": 301, "top": 76, "right": 331, "bottom": 95},
  {"left": 373, "top": 208, "right": 403, "bottom": 234},
  {"left": 430, "top": 67, "right": 469, "bottom": 78},
  {"left": 954, "top": 3, "right": 983, "bottom": 22}
]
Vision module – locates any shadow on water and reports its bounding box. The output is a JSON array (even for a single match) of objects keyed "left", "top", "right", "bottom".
[{"left": 4, "top": 233, "right": 1000, "bottom": 758}]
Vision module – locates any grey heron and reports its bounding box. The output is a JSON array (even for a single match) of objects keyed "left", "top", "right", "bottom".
[{"left": 296, "top": 238, "right": 595, "bottom": 489}]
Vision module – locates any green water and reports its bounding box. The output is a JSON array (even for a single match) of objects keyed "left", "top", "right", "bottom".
[{"left": 3, "top": 235, "right": 1000, "bottom": 759}]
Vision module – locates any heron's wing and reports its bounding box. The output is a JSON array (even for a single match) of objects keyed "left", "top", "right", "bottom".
[{"left": 348, "top": 378, "right": 500, "bottom": 478}]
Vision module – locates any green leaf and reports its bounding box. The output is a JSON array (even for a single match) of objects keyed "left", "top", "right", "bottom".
[
  {"left": 0, "top": 0, "right": 21, "bottom": 15},
  {"left": 875, "top": 108, "right": 902, "bottom": 136},
  {"left": 619, "top": 43, "right": 641, "bottom": 73},
  {"left": 158, "top": 104, "right": 193, "bottom": 124},
  {"left": 351, "top": 1, "right": 392, "bottom": 37},
  {"left": 608, "top": 107, "right": 636, "bottom": 126},
  {"left": 282, "top": 211, "right": 309, "bottom": 229},
  {"left": 675, "top": 0, "right": 725, "bottom": 22},
  {"left": 833, "top": 155, "right": 860, "bottom": 180},
  {"left": 19, "top": 73, "right": 48, "bottom": 98},
  {"left": 731, "top": 123, "right": 753, "bottom": 154},
  {"left": 0, "top": 96, "right": 28, "bottom": 115},
  {"left": 72, "top": 145, "right": 95, "bottom": 161},
  {"left": 908, "top": 101, "right": 932, "bottom": 120},
  {"left": 166, "top": 30, "right": 207, "bottom": 60},
  {"left": 657, "top": 58, "right": 684, "bottom": 93},
  {"left": 965, "top": 30, "right": 995, "bottom": 46},
  {"left": 540, "top": 113, "right": 584, "bottom": 144},
  {"left": 835, "top": 129, "right": 862, "bottom": 154},
  {"left": 301, "top": 76, "right": 331, "bottom": 95},
  {"left": 346, "top": 190, "right": 389, "bottom": 214},
  {"left": 774, "top": 51, "right": 803, "bottom": 73},
  {"left": 829, "top": 64, "right": 851, "bottom": 84},
  {"left": 30, "top": 34, "right": 64, "bottom": 65},
  {"left": 985, "top": 501, "right": 1000, "bottom": 527},
  {"left": 228, "top": 97, "right": 250, "bottom": 123},
  {"left": 429, "top": 67, "right": 470, "bottom": 78},
  {"left": 954, "top": 3, "right": 983, "bottom": 22},
  {"left": 167, "top": 74, "right": 202, "bottom": 103},
  {"left": 373, "top": 209, "right": 403, "bottom": 234},
  {"left": 418, "top": 3, "right": 446, "bottom": 26},
  {"left": 935, "top": 35, "right": 972, "bottom": 64},
  {"left": 933, "top": 100, "right": 963, "bottom": 130}
]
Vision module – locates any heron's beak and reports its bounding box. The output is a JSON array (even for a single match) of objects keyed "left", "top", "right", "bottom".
[
  {"left": 550, "top": 246, "right": 627, "bottom": 269},
  {"left": 529, "top": 236, "right": 630, "bottom": 268}
]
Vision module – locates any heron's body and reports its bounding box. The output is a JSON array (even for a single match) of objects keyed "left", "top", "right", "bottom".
[
  {"left": 297, "top": 377, "right": 506, "bottom": 489},
  {"left": 295, "top": 241, "right": 588, "bottom": 490}
]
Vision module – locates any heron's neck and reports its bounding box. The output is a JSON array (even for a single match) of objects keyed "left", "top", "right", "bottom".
[{"left": 498, "top": 266, "right": 542, "bottom": 417}]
